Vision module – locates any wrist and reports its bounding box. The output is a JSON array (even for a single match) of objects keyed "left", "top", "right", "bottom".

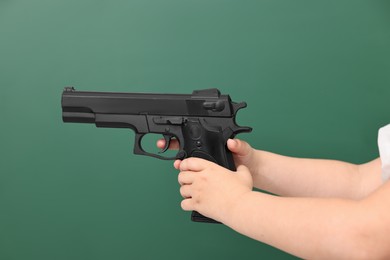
[
  {"left": 220, "top": 190, "right": 255, "bottom": 226},
  {"left": 243, "top": 146, "right": 261, "bottom": 178},
  {"left": 250, "top": 149, "right": 266, "bottom": 180}
]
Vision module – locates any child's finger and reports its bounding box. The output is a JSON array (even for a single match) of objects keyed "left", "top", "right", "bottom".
[
  {"left": 173, "top": 160, "right": 182, "bottom": 170},
  {"left": 178, "top": 171, "right": 195, "bottom": 185},
  {"left": 179, "top": 157, "right": 216, "bottom": 172},
  {"left": 227, "top": 138, "right": 252, "bottom": 157},
  {"left": 156, "top": 138, "right": 180, "bottom": 150},
  {"left": 179, "top": 184, "right": 192, "bottom": 198},
  {"left": 236, "top": 164, "right": 253, "bottom": 185},
  {"left": 181, "top": 198, "right": 194, "bottom": 211}
]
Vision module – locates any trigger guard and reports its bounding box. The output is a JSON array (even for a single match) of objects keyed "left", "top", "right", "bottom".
[{"left": 133, "top": 133, "right": 186, "bottom": 160}]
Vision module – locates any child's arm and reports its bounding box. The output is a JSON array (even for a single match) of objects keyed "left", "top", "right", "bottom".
[
  {"left": 158, "top": 138, "right": 382, "bottom": 199},
  {"left": 177, "top": 157, "right": 390, "bottom": 259},
  {"left": 227, "top": 139, "right": 382, "bottom": 199}
]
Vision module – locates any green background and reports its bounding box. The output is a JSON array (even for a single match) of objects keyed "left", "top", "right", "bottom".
[{"left": 1, "top": 1, "right": 389, "bottom": 259}]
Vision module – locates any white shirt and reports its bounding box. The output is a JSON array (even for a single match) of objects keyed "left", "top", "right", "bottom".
[{"left": 378, "top": 124, "right": 390, "bottom": 182}]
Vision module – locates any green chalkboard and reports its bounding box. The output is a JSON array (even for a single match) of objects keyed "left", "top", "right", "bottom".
[{"left": 1, "top": 1, "right": 389, "bottom": 259}]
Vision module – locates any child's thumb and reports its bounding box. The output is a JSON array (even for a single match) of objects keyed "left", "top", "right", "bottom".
[
  {"left": 227, "top": 139, "right": 252, "bottom": 157},
  {"left": 236, "top": 164, "right": 253, "bottom": 186}
]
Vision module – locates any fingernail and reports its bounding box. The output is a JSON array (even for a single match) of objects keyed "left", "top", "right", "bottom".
[
  {"left": 174, "top": 160, "right": 180, "bottom": 169},
  {"left": 228, "top": 139, "right": 237, "bottom": 146}
]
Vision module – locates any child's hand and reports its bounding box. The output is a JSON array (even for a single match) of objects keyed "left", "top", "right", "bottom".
[
  {"left": 177, "top": 157, "right": 253, "bottom": 223},
  {"left": 225, "top": 138, "right": 258, "bottom": 178},
  {"left": 156, "top": 138, "right": 259, "bottom": 179}
]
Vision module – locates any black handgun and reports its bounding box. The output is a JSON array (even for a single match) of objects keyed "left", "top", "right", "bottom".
[{"left": 61, "top": 87, "right": 252, "bottom": 223}]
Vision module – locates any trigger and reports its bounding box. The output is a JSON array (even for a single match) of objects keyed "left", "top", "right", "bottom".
[{"left": 159, "top": 134, "right": 172, "bottom": 154}]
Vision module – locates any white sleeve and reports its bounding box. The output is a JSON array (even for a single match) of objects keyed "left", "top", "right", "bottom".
[{"left": 378, "top": 124, "right": 390, "bottom": 182}]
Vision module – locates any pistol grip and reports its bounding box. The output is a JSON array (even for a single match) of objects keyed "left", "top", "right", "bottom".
[
  {"left": 189, "top": 148, "right": 235, "bottom": 224},
  {"left": 182, "top": 119, "right": 237, "bottom": 224},
  {"left": 191, "top": 211, "right": 220, "bottom": 223}
]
